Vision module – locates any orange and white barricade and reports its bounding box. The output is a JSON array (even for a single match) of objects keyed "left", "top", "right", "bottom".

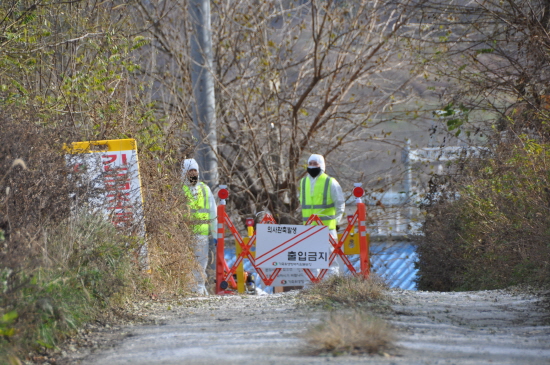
[{"left": 215, "top": 184, "right": 369, "bottom": 295}]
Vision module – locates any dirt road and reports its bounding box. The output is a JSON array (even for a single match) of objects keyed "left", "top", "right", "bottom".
[{"left": 60, "top": 288, "right": 550, "bottom": 365}]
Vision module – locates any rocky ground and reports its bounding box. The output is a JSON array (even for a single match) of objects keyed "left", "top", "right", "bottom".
[{"left": 39, "top": 287, "right": 550, "bottom": 365}]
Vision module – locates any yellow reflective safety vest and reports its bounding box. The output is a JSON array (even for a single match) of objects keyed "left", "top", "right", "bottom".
[
  {"left": 300, "top": 173, "right": 337, "bottom": 230},
  {"left": 182, "top": 182, "right": 210, "bottom": 236}
]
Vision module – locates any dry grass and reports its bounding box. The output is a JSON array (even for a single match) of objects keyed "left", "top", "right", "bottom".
[
  {"left": 139, "top": 158, "right": 197, "bottom": 295},
  {"left": 301, "top": 311, "right": 395, "bottom": 355},
  {"left": 303, "top": 274, "right": 388, "bottom": 306}
]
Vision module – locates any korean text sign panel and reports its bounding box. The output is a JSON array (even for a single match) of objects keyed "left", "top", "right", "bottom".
[
  {"left": 255, "top": 224, "right": 329, "bottom": 269},
  {"left": 65, "top": 141, "right": 145, "bottom": 237}
]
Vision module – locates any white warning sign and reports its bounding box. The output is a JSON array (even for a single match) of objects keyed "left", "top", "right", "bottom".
[
  {"left": 64, "top": 140, "right": 145, "bottom": 237},
  {"left": 255, "top": 224, "right": 329, "bottom": 269},
  {"left": 263, "top": 268, "right": 308, "bottom": 286}
]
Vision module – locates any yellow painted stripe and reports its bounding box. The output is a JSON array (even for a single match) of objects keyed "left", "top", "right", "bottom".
[{"left": 63, "top": 139, "right": 137, "bottom": 153}]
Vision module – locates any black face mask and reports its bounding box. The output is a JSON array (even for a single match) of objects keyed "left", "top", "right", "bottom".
[
  {"left": 307, "top": 167, "right": 321, "bottom": 178},
  {"left": 188, "top": 176, "right": 198, "bottom": 185}
]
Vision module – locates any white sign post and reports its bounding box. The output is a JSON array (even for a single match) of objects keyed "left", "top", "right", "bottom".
[{"left": 255, "top": 224, "right": 330, "bottom": 269}]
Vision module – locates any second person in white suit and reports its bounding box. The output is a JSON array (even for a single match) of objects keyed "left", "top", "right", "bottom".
[{"left": 299, "top": 154, "right": 346, "bottom": 277}]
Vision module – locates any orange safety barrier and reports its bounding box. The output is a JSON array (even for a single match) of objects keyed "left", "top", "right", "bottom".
[{"left": 215, "top": 185, "right": 369, "bottom": 295}]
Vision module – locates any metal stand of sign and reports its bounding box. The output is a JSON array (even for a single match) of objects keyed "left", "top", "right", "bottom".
[{"left": 215, "top": 185, "right": 370, "bottom": 295}]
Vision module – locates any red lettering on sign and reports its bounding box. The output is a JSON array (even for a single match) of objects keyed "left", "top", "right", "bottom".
[{"left": 102, "top": 154, "right": 117, "bottom": 164}]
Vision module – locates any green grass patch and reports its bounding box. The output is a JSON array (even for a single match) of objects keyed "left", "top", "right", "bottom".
[{"left": 0, "top": 213, "right": 138, "bottom": 362}]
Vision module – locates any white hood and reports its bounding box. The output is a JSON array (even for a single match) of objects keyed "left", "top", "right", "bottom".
[
  {"left": 182, "top": 158, "right": 199, "bottom": 180},
  {"left": 308, "top": 154, "right": 326, "bottom": 172}
]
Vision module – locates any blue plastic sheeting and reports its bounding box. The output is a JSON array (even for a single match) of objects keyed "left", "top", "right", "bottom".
[
  {"left": 224, "top": 240, "right": 418, "bottom": 293},
  {"left": 349, "top": 241, "right": 418, "bottom": 291}
]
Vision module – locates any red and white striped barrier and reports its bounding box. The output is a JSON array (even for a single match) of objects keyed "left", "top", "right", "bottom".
[{"left": 215, "top": 184, "right": 369, "bottom": 295}]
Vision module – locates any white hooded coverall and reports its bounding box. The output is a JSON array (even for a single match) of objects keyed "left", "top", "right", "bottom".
[{"left": 182, "top": 159, "right": 217, "bottom": 296}]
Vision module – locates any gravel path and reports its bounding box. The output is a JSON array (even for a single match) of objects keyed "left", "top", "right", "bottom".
[
  {"left": 57, "top": 288, "right": 550, "bottom": 365},
  {"left": 388, "top": 288, "right": 550, "bottom": 365}
]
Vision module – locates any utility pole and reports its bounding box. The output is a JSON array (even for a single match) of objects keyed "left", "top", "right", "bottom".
[
  {"left": 403, "top": 139, "right": 412, "bottom": 229},
  {"left": 189, "top": 0, "right": 218, "bottom": 277},
  {"left": 189, "top": 0, "right": 218, "bottom": 190},
  {"left": 403, "top": 139, "right": 411, "bottom": 201}
]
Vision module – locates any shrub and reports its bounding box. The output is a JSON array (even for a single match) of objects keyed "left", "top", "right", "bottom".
[
  {"left": 0, "top": 113, "right": 194, "bottom": 362},
  {"left": 416, "top": 134, "right": 550, "bottom": 291},
  {"left": 0, "top": 0, "right": 199, "bottom": 361}
]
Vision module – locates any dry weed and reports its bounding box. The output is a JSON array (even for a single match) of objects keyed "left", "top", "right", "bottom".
[
  {"left": 0, "top": 114, "right": 81, "bottom": 269},
  {"left": 139, "top": 158, "right": 197, "bottom": 295},
  {"left": 304, "top": 274, "right": 388, "bottom": 306},
  {"left": 301, "top": 311, "right": 395, "bottom": 355}
]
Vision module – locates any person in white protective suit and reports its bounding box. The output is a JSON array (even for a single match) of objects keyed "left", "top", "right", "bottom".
[
  {"left": 181, "top": 158, "right": 217, "bottom": 296},
  {"left": 299, "top": 154, "right": 346, "bottom": 277}
]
